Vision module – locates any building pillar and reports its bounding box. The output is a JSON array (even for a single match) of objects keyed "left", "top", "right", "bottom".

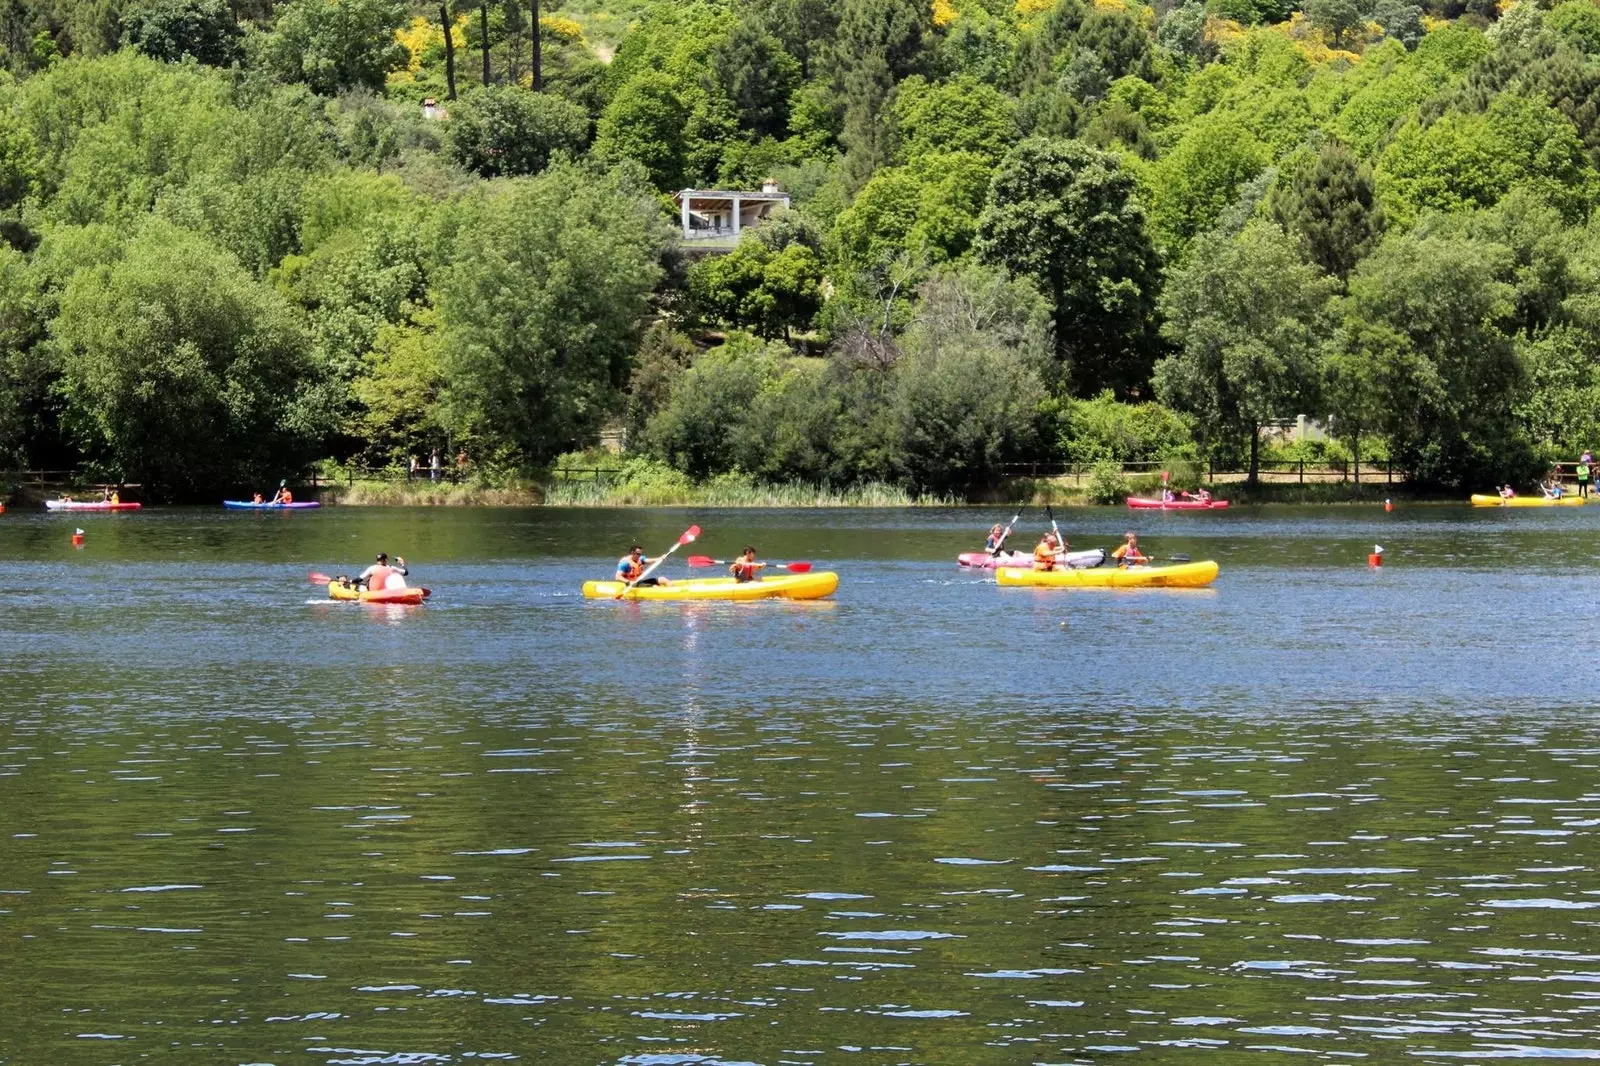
[
  {"left": 731, "top": 196, "right": 741, "bottom": 235},
  {"left": 680, "top": 195, "right": 692, "bottom": 239}
]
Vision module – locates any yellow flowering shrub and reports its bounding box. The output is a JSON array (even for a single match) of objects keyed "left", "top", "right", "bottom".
[
  {"left": 540, "top": 15, "right": 584, "bottom": 41},
  {"left": 932, "top": 0, "right": 959, "bottom": 26}
]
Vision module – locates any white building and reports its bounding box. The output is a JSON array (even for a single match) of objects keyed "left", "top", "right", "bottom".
[{"left": 673, "top": 180, "right": 790, "bottom": 242}]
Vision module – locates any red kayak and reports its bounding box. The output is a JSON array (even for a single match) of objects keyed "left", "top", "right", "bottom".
[
  {"left": 45, "top": 500, "right": 142, "bottom": 511},
  {"left": 1126, "top": 497, "right": 1229, "bottom": 510}
]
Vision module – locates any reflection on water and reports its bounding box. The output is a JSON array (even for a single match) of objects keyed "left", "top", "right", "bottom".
[{"left": 5, "top": 505, "right": 1600, "bottom": 1063}]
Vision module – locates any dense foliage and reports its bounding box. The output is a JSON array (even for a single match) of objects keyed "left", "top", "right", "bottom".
[{"left": 3, "top": 0, "right": 1600, "bottom": 496}]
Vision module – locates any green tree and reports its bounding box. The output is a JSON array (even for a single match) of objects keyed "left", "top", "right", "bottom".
[
  {"left": 262, "top": 0, "right": 408, "bottom": 96},
  {"left": 689, "top": 232, "right": 824, "bottom": 341},
  {"left": 1144, "top": 113, "right": 1271, "bottom": 256},
  {"left": 122, "top": 0, "right": 241, "bottom": 65},
  {"left": 1154, "top": 219, "right": 1338, "bottom": 482},
  {"left": 1340, "top": 229, "right": 1527, "bottom": 486},
  {"left": 1546, "top": 0, "right": 1600, "bottom": 55},
  {"left": 351, "top": 313, "right": 446, "bottom": 467},
  {"left": 1308, "top": 0, "right": 1363, "bottom": 47},
  {"left": 892, "top": 75, "right": 1017, "bottom": 165},
  {"left": 50, "top": 221, "right": 328, "bottom": 495},
  {"left": 977, "top": 136, "right": 1161, "bottom": 396},
  {"left": 830, "top": 0, "right": 930, "bottom": 187},
  {"left": 1270, "top": 141, "right": 1385, "bottom": 281},
  {"left": 592, "top": 70, "right": 688, "bottom": 189},
  {"left": 1372, "top": 0, "right": 1425, "bottom": 48},
  {"left": 712, "top": 18, "right": 800, "bottom": 139},
  {"left": 436, "top": 163, "right": 669, "bottom": 463},
  {"left": 446, "top": 85, "right": 588, "bottom": 177}
]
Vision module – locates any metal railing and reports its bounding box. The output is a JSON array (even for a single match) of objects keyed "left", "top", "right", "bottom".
[{"left": 998, "top": 460, "right": 1400, "bottom": 485}]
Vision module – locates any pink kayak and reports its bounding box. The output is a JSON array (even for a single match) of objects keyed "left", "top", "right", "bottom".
[
  {"left": 45, "top": 500, "right": 142, "bottom": 511},
  {"left": 959, "top": 548, "right": 1105, "bottom": 570},
  {"left": 1126, "top": 497, "right": 1229, "bottom": 510}
]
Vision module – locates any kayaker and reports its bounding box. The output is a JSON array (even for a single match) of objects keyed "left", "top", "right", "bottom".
[
  {"left": 359, "top": 552, "right": 407, "bottom": 591},
  {"left": 1032, "top": 531, "right": 1064, "bottom": 571},
  {"left": 1112, "top": 531, "right": 1149, "bottom": 567},
  {"left": 729, "top": 546, "right": 764, "bottom": 583},
  {"left": 617, "top": 545, "right": 670, "bottom": 588},
  {"left": 985, "top": 524, "right": 1005, "bottom": 552},
  {"left": 1499, "top": 484, "right": 1515, "bottom": 502},
  {"left": 252, "top": 492, "right": 264, "bottom": 504},
  {"left": 1196, "top": 488, "right": 1213, "bottom": 504},
  {"left": 271, "top": 481, "right": 293, "bottom": 505}
]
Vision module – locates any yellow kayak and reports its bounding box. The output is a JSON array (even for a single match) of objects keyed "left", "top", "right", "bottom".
[
  {"left": 996, "top": 561, "right": 1220, "bottom": 589},
  {"left": 582, "top": 571, "right": 839, "bottom": 601},
  {"left": 1469, "top": 494, "right": 1585, "bottom": 507}
]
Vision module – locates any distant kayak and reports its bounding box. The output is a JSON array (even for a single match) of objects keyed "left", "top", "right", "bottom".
[
  {"left": 329, "top": 582, "right": 429, "bottom": 604},
  {"left": 958, "top": 548, "right": 1105, "bottom": 570},
  {"left": 1126, "top": 497, "right": 1230, "bottom": 510},
  {"left": 45, "top": 500, "right": 141, "bottom": 512},
  {"left": 584, "top": 572, "right": 839, "bottom": 602},
  {"left": 996, "top": 560, "right": 1220, "bottom": 589},
  {"left": 224, "top": 500, "right": 321, "bottom": 510},
  {"left": 1469, "top": 494, "right": 1585, "bottom": 508}
]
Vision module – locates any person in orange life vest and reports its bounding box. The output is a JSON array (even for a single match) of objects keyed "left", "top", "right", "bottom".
[
  {"left": 1032, "top": 531, "right": 1064, "bottom": 571},
  {"left": 729, "top": 546, "right": 764, "bottom": 583},
  {"left": 271, "top": 480, "right": 292, "bottom": 505},
  {"left": 617, "top": 545, "right": 670, "bottom": 588},
  {"left": 359, "top": 552, "right": 407, "bottom": 591},
  {"left": 1112, "top": 531, "right": 1149, "bottom": 567}
]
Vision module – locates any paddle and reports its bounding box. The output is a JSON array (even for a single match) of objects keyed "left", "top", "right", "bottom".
[
  {"left": 988, "top": 507, "right": 1024, "bottom": 557},
  {"left": 308, "top": 572, "right": 333, "bottom": 584},
  {"left": 618, "top": 525, "right": 700, "bottom": 598},
  {"left": 686, "top": 556, "right": 812, "bottom": 573}
]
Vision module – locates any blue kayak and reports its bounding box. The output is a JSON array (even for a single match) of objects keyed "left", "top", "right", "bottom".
[{"left": 223, "top": 500, "right": 321, "bottom": 510}]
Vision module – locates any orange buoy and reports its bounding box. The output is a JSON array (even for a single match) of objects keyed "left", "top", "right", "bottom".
[
  {"left": 1384, "top": 498, "right": 1393, "bottom": 512},
  {"left": 1368, "top": 543, "right": 1383, "bottom": 568},
  {"left": 71, "top": 527, "right": 84, "bottom": 547}
]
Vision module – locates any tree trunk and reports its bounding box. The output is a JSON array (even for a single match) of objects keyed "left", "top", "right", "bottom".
[
  {"left": 1352, "top": 436, "right": 1360, "bottom": 485},
  {"left": 440, "top": 1, "right": 457, "bottom": 100},
  {"left": 1248, "top": 424, "right": 1260, "bottom": 487},
  {"left": 530, "top": 0, "right": 542, "bottom": 90},
  {"left": 480, "top": 4, "right": 491, "bottom": 84}
]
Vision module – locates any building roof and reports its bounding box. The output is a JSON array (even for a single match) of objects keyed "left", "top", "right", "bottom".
[{"left": 675, "top": 188, "right": 789, "bottom": 201}]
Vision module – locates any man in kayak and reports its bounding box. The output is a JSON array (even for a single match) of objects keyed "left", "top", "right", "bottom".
[
  {"left": 1112, "top": 531, "right": 1149, "bottom": 567},
  {"left": 1032, "top": 531, "right": 1065, "bottom": 571},
  {"left": 359, "top": 552, "right": 407, "bottom": 591},
  {"left": 729, "top": 546, "right": 764, "bottom": 583},
  {"left": 617, "top": 545, "right": 670, "bottom": 588},
  {"left": 271, "top": 481, "right": 293, "bottom": 505},
  {"left": 1499, "top": 484, "right": 1515, "bottom": 502}
]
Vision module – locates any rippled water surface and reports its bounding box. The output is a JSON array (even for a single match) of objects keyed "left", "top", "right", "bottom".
[{"left": 6, "top": 504, "right": 1600, "bottom": 1064}]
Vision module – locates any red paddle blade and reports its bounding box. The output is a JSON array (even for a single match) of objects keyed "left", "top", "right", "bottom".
[
  {"left": 679, "top": 525, "right": 701, "bottom": 545},
  {"left": 686, "top": 555, "right": 719, "bottom": 567},
  {"left": 308, "top": 572, "right": 332, "bottom": 584},
  {"left": 782, "top": 562, "right": 812, "bottom": 573}
]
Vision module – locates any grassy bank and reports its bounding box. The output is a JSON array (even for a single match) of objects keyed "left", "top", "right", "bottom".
[
  {"left": 543, "top": 478, "right": 950, "bottom": 508},
  {"left": 319, "top": 481, "right": 543, "bottom": 506}
]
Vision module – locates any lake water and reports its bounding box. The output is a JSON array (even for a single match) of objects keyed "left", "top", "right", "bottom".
[{"left": 5, "top": 504, "right": 1600, "bottom": 1065}]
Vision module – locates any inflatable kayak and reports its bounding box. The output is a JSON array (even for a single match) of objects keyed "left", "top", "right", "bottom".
[
  {"left": 45, "top": 500, "right": 141, "bottom": 511},
  {"left": 1127, "top": 497, "right": 1229, "bottom": 510},
  {"left": 958, "top": 548, "right": 1105, "bottom": 570},
  {"left": 583, "top": 571, "right": 839, "bottom": 602},
  {"left": 329, "top": 582, "right": 430, "bottom": 605},
  {"left": 996, "top": 560, "right": 1220, "bottom": 589},
  {"left": 1470, "top": 494, "right": 1585, "bottom": 507},
  {"left": 224, "top": 500, "right": 321, "bottom": 510}
]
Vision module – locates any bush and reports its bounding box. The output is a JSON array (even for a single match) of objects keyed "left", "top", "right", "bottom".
[
  {"left": 1086, "top": 459, "right": 1130, "bottom": 503},
  {"left": 1060, "top": 390, "right": 1198, "bottom": 463},
  {"left": 446, "top": 86, "right": 590, "bottom": 178}
]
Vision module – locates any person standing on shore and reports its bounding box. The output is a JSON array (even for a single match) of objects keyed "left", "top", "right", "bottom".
[
  {"left": 409, "top": 455, "right": 419, "bottom": 481},
  {"left": 1579, "top": 452, "right": 1592, "bottom": 499},
  {"left": 430, "top": 449, "right": 440, "bottom": 482}
]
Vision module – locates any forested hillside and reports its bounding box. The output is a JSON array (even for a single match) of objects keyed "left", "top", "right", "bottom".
[{"left": 2, "top": 0, "right": 1599, "bottom": 496}]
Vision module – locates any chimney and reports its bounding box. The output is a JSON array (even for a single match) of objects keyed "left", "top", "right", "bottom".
[{"left": 761, "top": 178, "right": 780, "bottom": 194}]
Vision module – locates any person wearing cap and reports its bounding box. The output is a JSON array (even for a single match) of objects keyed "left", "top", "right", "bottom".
[
  {"left": 359, "top": 552, "right": 407, "bottom": 591},
  {"left": 616, "top": 544, "right": 669, "bottom": 587}
]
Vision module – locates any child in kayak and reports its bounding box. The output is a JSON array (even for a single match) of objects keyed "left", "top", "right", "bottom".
[
  {"left": 729, "top": 547, "right": 764, "bottom": 583},
  {"left": 359, "top": 552, "right": 408, "bottom": 591},
  {"left": 985, "top": 524, "right": 1005, "bottom": 552},
  {"left": 617, "top": 545, "right": 670, "bottom": 588},
  {"left": 1032, "top": 531, "right": 1065, "bottom": 570},
  {"left": 1499, "top": 484, "right": 1515, "bottom": 502},
  {"left": 1112, "top": 531, "right": 1149, "bottom": 567},
  {"left": 252, "top": 492, "right": 264, "bottom": 504}
]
